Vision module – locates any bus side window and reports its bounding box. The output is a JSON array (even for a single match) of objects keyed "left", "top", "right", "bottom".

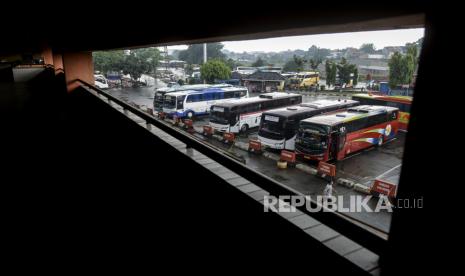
[
  {"left": 345, "top": 121, "right": 355, "bottom": 133},
  {"left": 177, "top": 96, "right": 185, "bottom": 109},
  {"left": 403, "top": 103, "right": 410, "bottom": 113}
]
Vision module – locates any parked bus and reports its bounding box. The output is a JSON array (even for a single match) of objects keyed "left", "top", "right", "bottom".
[
  {"left": 154, "top": 83, "right": 232, "bottom": 111},
  {"left": 209, "top": 92, "right": 302, "bottom": 133},
  {"left": 257, "top": 99, "right": 359, "bottom": 150},
  {"left": 352, "top": 93, "right": 412, "bottom": 131},
  {"left": 297, "top": 71, "right": 320, "bottom": 88},
  {"left": 295, "top": 105, "right": 399, "bottom": 162},
  {"left": 162, "top": 86, "right": 248, "bottom": 118}
]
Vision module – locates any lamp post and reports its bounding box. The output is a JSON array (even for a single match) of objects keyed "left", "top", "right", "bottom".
[{"left": 203, "top": 43, "right": 207, "bottom": 84}]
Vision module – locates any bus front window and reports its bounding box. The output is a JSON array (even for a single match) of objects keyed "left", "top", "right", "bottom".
[
  {"left": 298, "top": 123, "right": 329, "bottom": 153},
  {"left": 210, "top": 107, "right": 230, "bottom": 125},
  {"left": 259, "top": 115, "right": 285, "bottom": 140},
  {"left": 164, "top": 96, "right": 177, "bottom": 109}
]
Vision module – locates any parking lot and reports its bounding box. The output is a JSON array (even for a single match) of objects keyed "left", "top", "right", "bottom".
[{"left": 108, "top": 87, "right": 405, "bottom": 232}]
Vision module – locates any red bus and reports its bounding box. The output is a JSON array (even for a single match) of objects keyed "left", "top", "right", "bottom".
[
  {"left": 352, "top": 93, "right": 411, "bottom": 131},
  {"left": 295, "top": 105, "right": 399, "bottom": 161}
]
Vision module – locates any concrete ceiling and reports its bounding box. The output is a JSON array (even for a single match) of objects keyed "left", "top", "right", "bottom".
[{"left": 1, "top": 4, "right": 427, "bottom": 56}]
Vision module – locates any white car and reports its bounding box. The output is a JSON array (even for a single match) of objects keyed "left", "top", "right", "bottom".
[{"left": 94, "top": 74, "right": 109, "bottom": 89}]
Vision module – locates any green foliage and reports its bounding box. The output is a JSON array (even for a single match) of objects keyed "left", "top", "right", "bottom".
[
  {"left": 283, "top": 58, "right": 299, "bottom": 72},
  {"left": 309, "top": 58, "right": 322, "bottom": 71},
  {"left": 132, "top": 48, "right": 161, "bottom": 73},
  {"left": 359, "top": 43, "right": 376, "bottom": 54},
  {"left": 252, "top": 57, "right": 265, "bottom": 67},
  {"left": 336, "top": 58, "right": 358, "bottom": 86},
  {"left": 226, "top": 58, "right": 241, "bottom": 70},
  {"left": 283, "top": 55, "right": 306, "bottom": 72},
  {"left": 121, "top": 53, "right": 148, "bottom": 81},
  {"left": 178, "top": 43, "right": 226, "bottom": 64},
  {"left": 307, "top": 45, "right": 330, "bottom": 62},
  {"left": 92, "top": 50, "right": 125, "bottom": 73},
  {"left": 200, "top": 59, "right": 231, "bottom": 83},
  {"left": 93, "top": 47, "right": 160, "bottom": 81},
  {"left": 388, "top": 48, "right": 417, "bottom": 89},
  {"left": 325, "top": 60, "right": 337, "bottom": 87}
]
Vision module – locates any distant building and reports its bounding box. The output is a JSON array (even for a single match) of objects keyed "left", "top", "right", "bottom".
[
  {"left": 360, "top": 54, "right": 386, "bottom": 60},
  {"left": 231, "top": 71, "right": 245, "bottom": 80},
  {"left": 358, "top": 65, "right": 389, "bottom": 79},
  {"left": 382, "top": 46, "right": 405, "bottom": 58},
  {"left": 328, "top": 51, "right": 342, "bottom": 59},
  {"left": 242, "top": 71, "right": 286, "bottom": 93},
  {"left": 235, "top": 66, "right": 257, "bottom": 75},
  {"left": 168, "top": 60, "right": 186, "bottom": 68},
  {"left": 258, "top": 66, "right": 283, "bottom": 74}
]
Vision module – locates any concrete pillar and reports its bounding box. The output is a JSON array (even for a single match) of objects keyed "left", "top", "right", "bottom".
[
  {"left": 62, "top": 52, "right": 94, "bottom": 92},
  {"left": 53, "top": 53, "right": 63, "bottom": 73},
  {"left": 41, "top": 47, "right": 54, "bottom": 65}
]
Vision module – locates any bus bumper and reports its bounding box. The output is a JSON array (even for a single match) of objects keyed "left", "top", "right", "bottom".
[
  {"left": 257, "top": 136, "right": 285, "bottom": 150},
  {"left": 209, "top": 122, "right": 230, "bottom": 133}
]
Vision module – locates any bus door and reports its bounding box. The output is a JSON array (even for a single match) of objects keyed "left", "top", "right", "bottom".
[
  {"left": 336, "top": 126, "right": 347, "bottom": 160},
  {"left": 329, "top": 131, "right": 338, "bottom": 161}
]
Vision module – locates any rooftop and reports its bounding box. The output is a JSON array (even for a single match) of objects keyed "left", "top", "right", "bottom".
[{"left": 302, "top": 105, "right": 399, "bottom": 126}]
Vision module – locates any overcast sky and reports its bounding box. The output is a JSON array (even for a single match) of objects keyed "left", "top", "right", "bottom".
[{"left": 168, "top": 28, "right": 424, "bottom": 53}]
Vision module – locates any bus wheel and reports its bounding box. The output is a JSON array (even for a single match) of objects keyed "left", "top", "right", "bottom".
[
  {"left": 186, "top": 111, "right": 194, "bottom": 119},
  {"left": 240, "top": 124, "right": 249, "bottom": 134},
  {"left": 377, "top": 137, "right": 384, "bottom": 147}
]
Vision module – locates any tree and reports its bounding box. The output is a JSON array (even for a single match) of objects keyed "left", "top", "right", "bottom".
[
  {"left": 325, "top": 60, "right": 337, "bottom": 87},
  {"left": 388, "top": 50, "right": 416, "bottom": 89},
  {"left": 92, "top": 50, "right": 125, "bottom": 74},
  {"left": 353, "top": 68, "right": 358, "bottom": 86},
  {"left": 252, "top": 57, "right": 265, "bottom": 67},
  {"left": 132, "top": 47, "right": 161, "bottom": 74},
  {"left": 309, "top": 58, "right": 322, "bottom": 71},
  {"left": 307, "top": 45, "right": 330, "bottom": 61},
  {"left": 336, "top": 58, "right": 358, "bottom": 86},
  {"left": 283, "top": 59, "right": 299, "bottom": 72},
  {"left": 225, "top": 58, "right": 241, "bottom": 70},
  {"left": 200, "top": 59, "right": 231, "bottom": 84},
  {"left": 93, "top": 48, "right": 160, "bottom": 81},
  {"left": 293, "top": 55, "right": 306, "bottom": 72},
  {"left": 178, "top": 43, "right": 226, "bottom": 64},
  {"left": 405, "top": 43, "right": 419, "bottom": 80},
  {"left": 359, "top": 43, "right": 376, "bottom": 54},
  {"left": 121, "top": 53, "right": 149, "bottom": 82}
]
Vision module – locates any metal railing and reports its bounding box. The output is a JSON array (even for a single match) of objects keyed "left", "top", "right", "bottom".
[{"left": 76, "top": 78, "right": 388, "bottom": 255}]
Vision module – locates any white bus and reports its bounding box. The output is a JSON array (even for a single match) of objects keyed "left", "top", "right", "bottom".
[
  {"left": 257, "top": 99, "right": 359, "bottom": 150},
  {"left": 154, "top": 84, "right": 223, "bottom": 111},
  {"left": 162, "top": 86, "right": 249, "bottom": 118},
  {"left": 209, "top": 92, "right": 302, "bottom": 133}
]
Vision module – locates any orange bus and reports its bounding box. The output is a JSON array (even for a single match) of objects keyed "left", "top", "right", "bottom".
[{"left": 352, "top": 93, "right": 412, "bottom": 131}]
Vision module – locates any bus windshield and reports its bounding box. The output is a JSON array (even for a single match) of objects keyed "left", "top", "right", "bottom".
[
  {"left": 299, "top": 122, "right": 329, "bottom": 151},
  {"left": 259, "top": 115, "right": 285, "bottom": 138},
  {"left": 155, "top": 92, "right": 165, "bottom": 103},
  {"left": 163, "top": 95, "right": 177, "bottom": 109},
  {"left": 210, "top": 106, "right": 231, "bottom": 124}
]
